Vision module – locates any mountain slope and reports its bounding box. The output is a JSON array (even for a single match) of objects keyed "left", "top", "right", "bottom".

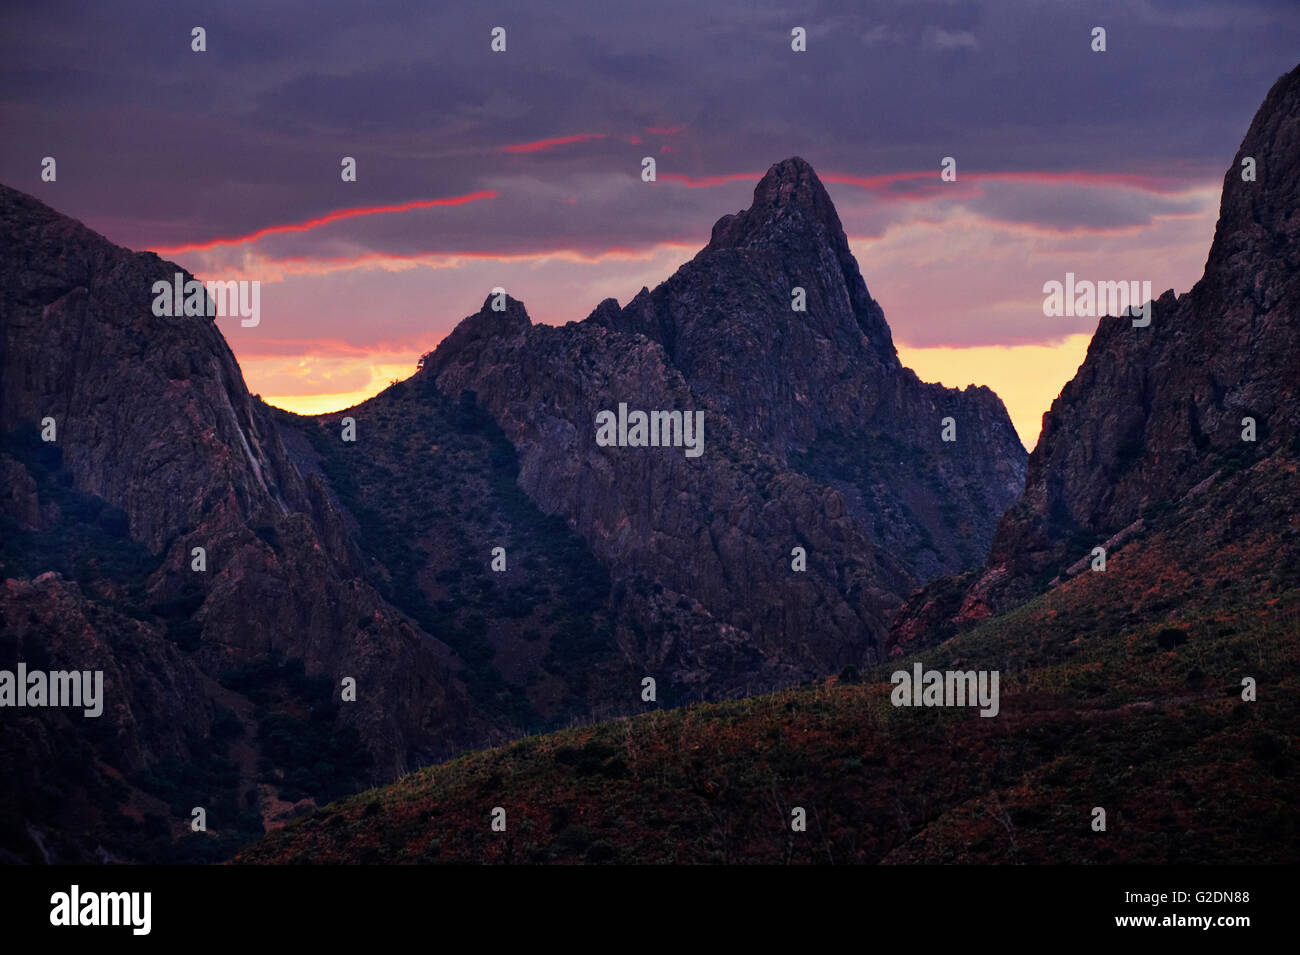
[
  {"left": 0, "top": 160, "right": 1022, "bottom": 861},
  {"left": 0, "top": 186, "right": 486, "bottom": 861},
  {"left": 892, "top": 62, "right": 1300, "bottom": 645},
  {"left": 407, "top": 159, "right": 1024, "bottom": 688},
  {"left": 595, "top": 158, "right": 1026, "bottom": 581},
  {"left": 237, "top": 447, "right": 1300, "bottom": 864},
  {"left": 265, "top": 158, "right": 1026, "bottom": 727},
  {"left": 239, "top": 63, "right": 1300, "bottom": 868},
  {"left": 0, "top": 155, "right": 1024, "bottom": 862},
  {"left": 422, "top": 294, "right": 906, "bottom": 689}
]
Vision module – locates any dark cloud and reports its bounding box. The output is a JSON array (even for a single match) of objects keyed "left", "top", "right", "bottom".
[
  {"left": 2, "top": 0, "right": 1295, "bottom": 254},
  {"left": 0, "top": 0, "right": 1294, "bottom": 369}
]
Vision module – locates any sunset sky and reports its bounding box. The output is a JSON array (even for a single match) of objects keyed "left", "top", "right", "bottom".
[{"left": 3, "top": 0, "right": 1297, "bottom": 448}]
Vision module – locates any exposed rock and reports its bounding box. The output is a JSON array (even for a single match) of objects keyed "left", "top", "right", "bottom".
[
  {"left": 423, "top": 159, "right": 1025, "bottom": 680},
  {"left": 0, "top": 453, "right": 40, "bottom": 529},
  {"left": 594, "top": 157, "right": 1026, "bottom": 581},
  {"left": 0, "top": 182, "right": 486, "bottom": 830},
  {"left": 428, "top": 296, "right": 905, "bottom": 684},
  {"left": 891, "top": 63, "right": 1300, "bottom": 646},
  {"left": 1, "top": 153, "right": 1027, "bottom": 860}
]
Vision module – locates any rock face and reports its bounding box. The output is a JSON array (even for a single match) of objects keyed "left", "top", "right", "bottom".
[
  {"left": 0, "top": 184, "right": 484, "bottom": 861},
  {"left": 892, "top": 63, "right": 1300, "bottom": 645},
  {"left": 594, "top": 158, "right": 1027, "bottom": 581},
  {"left": 0, "top": 155, "right": 1024, "bottom": 861},
  {"left": 423, "top": 158, "right": 1025, "bottom": 690},
  {"left": 1, "top": 186, "right": 486, "bottom": 763},
  {"left": 426, "top": 296, "right": 906, "bottom": 693}
]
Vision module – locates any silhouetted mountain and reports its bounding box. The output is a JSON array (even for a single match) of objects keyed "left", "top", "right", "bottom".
[
  {"left": 241, "top": 65, "right": 1300, "bottom": 867},
  {"left": 595, "top": 158, "right": 1026, "bottom": 581},
  {"left": 892, "top": 62, "right": 1300, "bottom": 648},
  {"left": 0, "top": 153, "right": 1025, "bottom": 861},
  {"left": 0, "top": 187, "right": 484, "bottom": 861}
]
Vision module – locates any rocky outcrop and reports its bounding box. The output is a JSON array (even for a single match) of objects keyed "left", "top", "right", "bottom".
[
  {"left": 423, "top": 158, "right": 1025, "bottom": 680},
  {"left": 594, "top": 158, "right": 1026, "bottom": 582},
  {"left": 0, "top": 183, "right": 484, "bottom": 786},
  {"left": 891, "top": 63, "right": 1300, "bottom": 645},
  {"left": 1, "top": 154, "right": 1027, "bottom": 860},
  {"left": 427, "top": 296, "right": 906, "bottom": 687}
]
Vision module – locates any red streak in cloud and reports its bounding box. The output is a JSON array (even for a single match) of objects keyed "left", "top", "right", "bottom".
[
  {"left": 502, "top": 133, "right": 607, "bottom": 153},
  {"left": 647, "top": 126, "right": 684, "bottom": 135},
  {"left": 148, "top": 191, "right": 498, "bottom": 254},
  {"left": 661, "top": 171, "right": 761, "bottom": 188},
  {"left": 656, "top": 167, "right": 1204, "bottom": 197},
  {"left": 268, "top": 240, "right": 700, "bottom": 274},
  {"left": 824, "top": 169, "right": 1200, "bottom": 195}
]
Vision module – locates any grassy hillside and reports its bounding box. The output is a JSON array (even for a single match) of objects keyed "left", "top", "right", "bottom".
[{"left": 234, "top": 453, "right": 1300, "bottom": 864}]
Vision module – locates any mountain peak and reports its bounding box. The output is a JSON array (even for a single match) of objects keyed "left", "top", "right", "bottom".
[
  {"left": 916, "top": 62, "right": 1300, "bottom": 629},
  {"left": 422, "top": 292, "right": 531, "bottom": 378},
  {"left": 476, "top": 290, "right": 531, "bottom": 323},
  {"left": 693, "top": 156, "right": 899, "bottom": 364},
  {"left": 1202, "top": 62, "right": 1300, "bottom": 293},
  {"left": 707, "top": 156, "right": 842, "bottom": 251},
  {"left": 754, "top": 156, "right": 831, "bottom": 205}
]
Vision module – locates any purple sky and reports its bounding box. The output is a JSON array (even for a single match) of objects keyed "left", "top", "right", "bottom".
[{"left": 3, "top": 0, "right": 1297, "bottom": 442}]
